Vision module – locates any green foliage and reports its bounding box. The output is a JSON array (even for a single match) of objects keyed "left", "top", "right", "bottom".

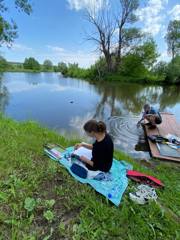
[
  {"left": 89, "top": 57, "right": 108, "bottom": 80},
  {"left": 57, "top": 62, "right": 68, "bottom": 75},
  {"left": 122, "top": 27, "right": 143, "bottom": 48},
  {"left": 23, "top": 57, "right": 41, "bottom": 71},
  {"left": 61, "top": 39, "right": 163, "bottom": 84},
  {"left": 43, "top": 210, "right": 54, "bottom": 223},
  {"left": 166, "top": 20, "right": 180, "bottom": 59},
  {"left": 0, "top": 0, "right": 32, "bottom": 46},
  {"left": 152, "top": 61, "right": 168, "bottom": 81},
  {"left": 14, "top": 0, "right": 32, "bottom": 15},
  {"left": 0, "top": 116, "right": 179, "bottom": 239},
  {"left": 60, "top": 62, "right": 90, "bottom": 79},
  {"left": 116, "top": 39, "right": 159, "bottom": 82},
  {"left": 166, "top": 55, "right": 180, "bottom": 84},
  {"left": 24, "top": 197, "right": 36, "bottom": 212},
  {"left": 134, "top": 39, "right": 159, "bottom": 69},
  {"left": 0, "top": 16, "right": 17, "bottom": 47},
  {"left": 120, "top": 54, "right": 148, "bottom": 80},
  {"left": 0, "top": 56, "right": 9, "bottom": 72},
  {"left": 44, "top": 199, "right": 55, "bottom": 208},
  {"left": 43, "top": 59, "right": 53, "bottom": 71}
]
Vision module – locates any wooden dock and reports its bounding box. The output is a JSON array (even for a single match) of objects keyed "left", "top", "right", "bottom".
[{"left": 144, "top": 113, "right": 180, "bottom": 163}]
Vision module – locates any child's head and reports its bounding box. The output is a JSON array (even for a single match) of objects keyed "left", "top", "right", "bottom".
[
  {"left": 83, "top": 120, "right": 106, "bottom": 137},
  {"left": 143, "top": 104, "right": 150, "bottom": 113}
]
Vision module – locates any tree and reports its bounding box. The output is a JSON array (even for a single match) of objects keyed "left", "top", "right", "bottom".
[
  {"left": 165, "top": 20, "right": 180, "bottom": 60},
  {"left": 119, "top": 39, "right": 159, "bottom": 80},
  {"left": 115, "top": 0, "right": 142, "bottom": 65},
  {"left": 0, "top": 56, "right": 9, "bottom": 71},
  {"left": 43, "top": 59, "right": 53, "bottom": 71},
  {"left": 0, "top": 0, "right": 32, "bottom": 46},
  {"left": 152, "top": 61, "right": 168, "bottom": 80},
  {"left": 84, "top": 0, "right": 143, "bottom": 72},
  {"left": 57, "top": 62, "right": 68, "bottom": 75},
  {"left": 166, "top": 55, "right": 180, "bottom": 84},
  {"left": 133, "top": 39, "right": 159, "bottom": 69},
  {"left": 23, "top": 57, "right": 40, "bottom": 71},
  {"left": 85, "top": 2, "right": 116, "bottom": 72}
]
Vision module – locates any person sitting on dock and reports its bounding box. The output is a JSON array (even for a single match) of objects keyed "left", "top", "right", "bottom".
[{"left": 137, "top": 104, "right": 162, "bottom": 128}]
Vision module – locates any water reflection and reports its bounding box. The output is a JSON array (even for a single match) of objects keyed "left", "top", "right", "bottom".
[
  {"left": 0, "top": 72, "right": 180, "bottom": 159},
  {"left": 0, "top": 75, "right": 9, "bottom": 113}
]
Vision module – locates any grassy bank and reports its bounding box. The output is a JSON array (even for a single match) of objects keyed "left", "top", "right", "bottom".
[{"left": 0, "top": 115, "right": 179, "bottom": 240}]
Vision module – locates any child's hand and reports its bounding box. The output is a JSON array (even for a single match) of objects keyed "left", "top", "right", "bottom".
[
  {"left": 80, "top": 156, "right": 87, "bottom": 163},
  {"left": 74, "top": 143, "right": 82, "bottom": 150}
]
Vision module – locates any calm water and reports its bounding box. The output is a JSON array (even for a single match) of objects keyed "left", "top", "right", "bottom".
[{"left": 1, "top": 72, "right": 180, "bottom": 159}]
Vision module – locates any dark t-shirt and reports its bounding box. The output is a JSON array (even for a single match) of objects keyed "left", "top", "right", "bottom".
[{"left": 86, "top": 134, "right": 114, "bottom": 172}]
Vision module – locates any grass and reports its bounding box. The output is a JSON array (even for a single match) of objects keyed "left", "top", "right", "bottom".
[{"left": 0, "top": 115, "right": 179, "bottom": 240}]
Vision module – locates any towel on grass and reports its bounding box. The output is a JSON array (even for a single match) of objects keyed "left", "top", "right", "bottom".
[{"left": 45, "top": 146, "right": 132, "bottom": 206}]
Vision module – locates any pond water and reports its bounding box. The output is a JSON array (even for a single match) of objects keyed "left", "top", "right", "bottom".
[{"left": 0, "top": 72, "right": 180, "bottom": 159}]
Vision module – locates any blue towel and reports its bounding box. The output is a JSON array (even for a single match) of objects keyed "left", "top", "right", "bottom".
[{"left": 47, "top": 146, "right": 132, "bottom": 206}]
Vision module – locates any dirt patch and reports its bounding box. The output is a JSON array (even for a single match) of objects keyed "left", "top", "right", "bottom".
[{"left": 32, "top": 171, "right": 81, "bottom": 239}]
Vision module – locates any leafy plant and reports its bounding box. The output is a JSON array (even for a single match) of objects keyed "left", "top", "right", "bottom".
[
  {"left": 45, "top": 199, "right": 55, "bottom": 209},
  {"left": 24, "top": 197, "right": 36, "bottom": 212},
  {"left": 43, "top": 210, "right": 54, "bottom": 223}
]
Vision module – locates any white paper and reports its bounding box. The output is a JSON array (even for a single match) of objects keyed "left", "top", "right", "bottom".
[{"left": 73, "top": 146, "right": 92, "bottom": 160}]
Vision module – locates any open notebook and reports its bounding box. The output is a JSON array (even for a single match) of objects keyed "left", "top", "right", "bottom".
[{"left": 73, "top": 147, "right": 92, "bottom": 160}]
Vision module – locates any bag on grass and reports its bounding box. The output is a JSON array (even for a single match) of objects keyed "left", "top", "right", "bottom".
[{"left": 127, "top": 170, "right": 164, "bottom": 188}]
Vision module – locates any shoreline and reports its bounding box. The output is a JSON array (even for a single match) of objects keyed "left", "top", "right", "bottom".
[{"left": 0, "top": 115, "right": 179, "bottom": 239}]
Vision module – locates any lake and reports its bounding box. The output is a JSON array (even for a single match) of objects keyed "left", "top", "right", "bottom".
[{"left": 0, "top": 72, "right": 180, "bottom": 159}]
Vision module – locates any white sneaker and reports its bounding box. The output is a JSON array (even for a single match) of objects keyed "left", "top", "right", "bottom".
[
  {"left": 129, "top": 192, "right": 148, "bottom": 205},
  {"left": 129, "top": 184, "right": 157, "bottom": 204},
  {"left": 136, "top": 184, "right": 157, "bottom": 200}
]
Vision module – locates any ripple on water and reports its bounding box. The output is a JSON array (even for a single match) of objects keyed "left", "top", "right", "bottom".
[{"left": 108, "top": 116, "right": 150, "bottom": 160}]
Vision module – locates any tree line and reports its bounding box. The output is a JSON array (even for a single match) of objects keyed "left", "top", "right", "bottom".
[
  {"left": 0, "top": 57, "right": 55, "bottom": 72},
  {"left": 0, "top": 0, "right": 180, "bottom": 84}
]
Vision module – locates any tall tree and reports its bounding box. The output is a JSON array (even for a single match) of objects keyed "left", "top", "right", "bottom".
[
  {"left": 84, "top": 0, "right": 143, "bottom": 72},
  {"left": 0, "top": 0, "right": 32, "bottom": 46},
  {"left": 0, "top": 56, "right": 8, "bottom": 71},
  {"left": 165, "top": 20, "right": 180, "bottom": 60},
  {"left": 84, "top": 1, "right": 116, "bottom": 72},
  {"left": 43, "top": 59, "right": 53, "bottom": 71},
  {"left": 116, "top": 0, "right": 142, "bottom": 65},
  {"left": 23, "top": 57, "right": 40, "bottom": 71}
]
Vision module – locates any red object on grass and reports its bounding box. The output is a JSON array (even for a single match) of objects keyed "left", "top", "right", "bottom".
[{"left": 127, "top": 170, "right": 164, "bottom": 188}]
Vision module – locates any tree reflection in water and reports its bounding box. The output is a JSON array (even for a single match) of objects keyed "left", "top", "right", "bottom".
[
  {"left": 71, "top": 82, "right": 180, "bottom": 159},
  {"left": 0, "top": 74, "right": 9, "bottom": 113}
]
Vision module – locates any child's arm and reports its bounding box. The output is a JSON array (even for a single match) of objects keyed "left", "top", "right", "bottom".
[
  {"left": 75, "top": 142, "right": 93, "bottom": 150},
  {"left": 82, "top": 142, "right": 93, "bottom": 150},
  {"left": 80, "top": 156, "right": 94, "bottom": 167}
]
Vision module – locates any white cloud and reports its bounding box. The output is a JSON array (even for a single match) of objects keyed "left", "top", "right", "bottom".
[
  {"left": 7, "top": 81, "right": 38, "bottom": 93},
  {"left": 45, "top": 45, "right": 98, "bottom": 68},
  {"left": 46, "top": 45, "right": 65, "bottom": 53},
  {"left": 67, "top": 0, "right": 109, "bottom": 13},
  {"left": 11, "top": 43, "right": 33, "bottom": 51},
  {"left": 50, "top": 85, "right": 84, "bottom": 92},
  {"left": 136, "top": 0, "right": 168, "bottom": 36},
  {"left": 169, "top": 4, "right": 180, "bottom": 20}
]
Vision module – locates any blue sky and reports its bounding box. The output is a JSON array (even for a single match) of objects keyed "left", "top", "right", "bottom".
[{"left": 1, "top": 0, "right": 180, "bottom": 67}]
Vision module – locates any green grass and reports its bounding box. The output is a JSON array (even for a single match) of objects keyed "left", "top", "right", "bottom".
[{"left": 0, "top": 115, "right": 179, "bottom": 240}]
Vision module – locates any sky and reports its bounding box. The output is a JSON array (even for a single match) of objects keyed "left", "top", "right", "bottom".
[{"left": 1, "top": 0, "right": 180, "bottom": 67}]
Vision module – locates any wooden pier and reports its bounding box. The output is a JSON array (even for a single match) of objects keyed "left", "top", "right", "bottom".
[{"left": 144, "top": 113, "right": 180, "bottom": 163}]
